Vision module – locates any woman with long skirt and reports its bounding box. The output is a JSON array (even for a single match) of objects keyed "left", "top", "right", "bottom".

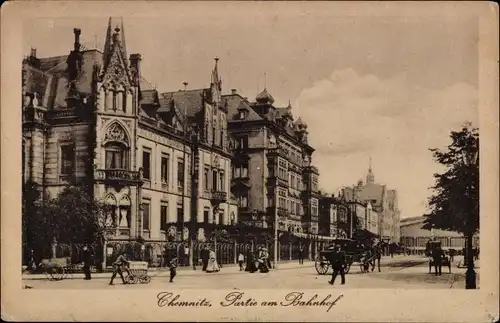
[{"left": 206, "top": 249, "right": 220, "bottom": 273}]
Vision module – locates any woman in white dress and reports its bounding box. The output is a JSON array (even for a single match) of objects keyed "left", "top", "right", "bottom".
[{"left": 206, "top": 249, "right": 220, "bottom": 273}]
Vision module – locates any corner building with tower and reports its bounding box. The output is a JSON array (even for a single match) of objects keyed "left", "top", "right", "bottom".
[
  {"left": 224, "top": 89, "right": 321, "bottom": 236},
  {"left": 22, "top": 18, "right": 238, "bottom": 265}
]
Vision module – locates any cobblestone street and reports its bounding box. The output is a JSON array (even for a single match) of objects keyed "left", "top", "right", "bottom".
[{"left": 22, "top": 255, "right": 477, "bottom": 290}]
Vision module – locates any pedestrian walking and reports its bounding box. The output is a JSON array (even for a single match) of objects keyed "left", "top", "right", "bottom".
[
  {"left": 371, "top": 243, "right": 382, "bottom": 272},
  {"left": 184, "top": 245, "right": 190, "bottom": 266},
  {"left": 449, "top": 249, "right": 455, "bottom": 263},
  {"left": 29, "top": 249, "right": 37, "bottom": 273},
  {"left": 109, "top": 252, "right": 130, "bottom": 285},
  {"left": 298, "top": 246, "right": 305, "bottom": 265},
  {"left": 258, "top": 247, "right": 270, "bottom": 273},
  {"left": 201, "top": 246, "right": 210, "bottom": 271},
  {"left": 328, "top": 245, "right": 346, "bottom": 286},
  {"left": 168, "top": 255, "right": 178, "bottom": 283},
  {"left": 82, "top": 245, "right": 92, "bottom": 280},
  {"left": 245, "top": 248, "right": 257, "bottom": 273},
  {"left": 238, "top": 253, "right": 245, "bottom": 271},
  {"left": 206, "top": 247, "right": 220, "bottom": 273}
]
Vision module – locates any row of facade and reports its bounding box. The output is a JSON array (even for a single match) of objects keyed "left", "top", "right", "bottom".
[
  {"left": 22, "top": 18, "right": 326, "bottom": 243},
  {"left": 318, "top": 163, "right": 401, "bottom": 244}
]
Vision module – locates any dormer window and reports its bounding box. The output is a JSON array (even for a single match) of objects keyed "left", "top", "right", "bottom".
[{"left": 239, "top": 110, "right": 246, "bottom": 120}]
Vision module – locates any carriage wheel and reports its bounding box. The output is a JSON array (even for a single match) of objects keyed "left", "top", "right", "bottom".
[
  {"left": 126, "top": 274, "right": 138, "bottom": 284},
  {"left": 49, "top": 265, "right": 65, "bottom": 281},
  {"left": 139, "top": 275, "right": 151, "bottom": 284},
  {"left": 315, "top": 257, "right": 329, "bottom": 275},
  {"left": 344, "top": 262, "right": 352, "bottom": 274}
]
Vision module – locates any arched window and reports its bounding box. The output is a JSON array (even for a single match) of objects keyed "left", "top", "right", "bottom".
[{"left": 105, "top": 143, "right": 128, "bottom": 169}]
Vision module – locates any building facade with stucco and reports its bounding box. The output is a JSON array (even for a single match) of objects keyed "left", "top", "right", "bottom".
[
  {"left": 225, "top": 89, "right": 320, "bottom": 235},
  {"left": 22, "top": 18, "right": 238, "bottom": 251}
]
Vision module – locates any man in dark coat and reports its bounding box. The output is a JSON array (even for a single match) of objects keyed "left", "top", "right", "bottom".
[
  {"left": 328, "top": 245, "right": 346, "bottom": 285},
  {"left": 82, "top": 245, "right": 92, "bottom": 280},
  {"left": 298, "top": 246, "right": 305, "bottom": 265},
  {"left": 371, "top": 243, "right": 382, "bottom": 272},
  {"left": 201, "top": 246, "right": 210, "bottom": 271},
  {"left": 245, "top": 247, "right": 257, "bottom": 273},
  {"left": 431, "top": 246, "right": 443, "bottom": 276}
]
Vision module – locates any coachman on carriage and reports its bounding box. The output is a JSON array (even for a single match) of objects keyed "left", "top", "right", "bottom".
[{"left": 425, "top": 240, "right": 451, "bottom": 275}]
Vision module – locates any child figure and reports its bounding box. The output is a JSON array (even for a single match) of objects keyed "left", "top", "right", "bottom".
[{"left": 169, "top": 256, "right": 178, "bottom": 283}]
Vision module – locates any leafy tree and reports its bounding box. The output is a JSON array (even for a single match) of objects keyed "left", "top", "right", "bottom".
[
  {"left": 44, "top": 186, "right": 112, "bottom": 245},
  {"left": 22, "top": 180, "right": 45, "bottom": 262},
  {"left": 423, "top": 123, "right": 479, "bottom": 235},
  {"left": 22, "top": 185, "right": 113, "bottom": 261}
]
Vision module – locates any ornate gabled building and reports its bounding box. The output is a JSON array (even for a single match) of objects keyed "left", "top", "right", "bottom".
[
  {"left": 342, "top": 160, "right": 401, "bottom": 243},
  {"left": 22, "top": 18, "right": 238, "bottom": 262},
  {"left": 224, "top": 88, "right": 320, "bottom": 235}
]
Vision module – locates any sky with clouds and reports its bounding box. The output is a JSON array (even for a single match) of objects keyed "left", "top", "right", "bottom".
[{"left": 23, "top": 3, "right": 479, "bottom": 218}]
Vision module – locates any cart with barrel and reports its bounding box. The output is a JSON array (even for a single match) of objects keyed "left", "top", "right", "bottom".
[
  {"left": 124, "top": 261, "right": 151, "bottom": 284},
  {"left": 315, "top": 238, "right": 366, "bottom": 275}
]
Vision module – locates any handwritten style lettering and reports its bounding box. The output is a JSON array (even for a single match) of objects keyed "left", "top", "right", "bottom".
[
  {"left": 220, "top": 292, "right": 258, "bottom": 307},
  {"left": 157, "top": 292, "right": 212, "bottom": 308},
  {"left": 280, "top": 292, "right": 344, "bottom": 312}
]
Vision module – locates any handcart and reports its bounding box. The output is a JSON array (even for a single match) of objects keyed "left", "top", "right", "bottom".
[{"left": 125, "top": 261, "right": 151, "bottom": 284}]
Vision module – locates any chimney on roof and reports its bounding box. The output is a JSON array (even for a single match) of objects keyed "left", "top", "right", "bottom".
[
  {"left": 130, "top": 53, "right": 142, "bottom": 85},
  {"left": 231, "top": 89, "right": 237, "bottom": 95},
  {"left": 73, "top": 28, "right": 81, "bottom": 51},
  {"left": 67, "top": 28, "right": 83, "bottom": 84},
  {"left": 27, "top": 47, "right": 40, "bottom": 68}
]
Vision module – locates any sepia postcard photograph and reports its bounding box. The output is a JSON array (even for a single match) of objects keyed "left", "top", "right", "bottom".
[{"left": 1, "top": 1, "right": 499, "bottom": 322}]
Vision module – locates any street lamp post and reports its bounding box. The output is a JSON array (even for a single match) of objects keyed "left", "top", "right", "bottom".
[
  {"left": 274, "top": 203, "right": 278, "bottom": 269},
  {"left": 462, "top": 138, "right": 479, "bottom": 290},
  {"left": 212, "top": 208, "right": 218, "bottom": 262}
]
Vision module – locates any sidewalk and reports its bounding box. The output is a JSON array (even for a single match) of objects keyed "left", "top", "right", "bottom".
[
  {"left": 22, "top": 255, "right": 426, "bottom": 281},
  {"left": 22, "top": 260, "right": 314, "bottom": 280}
]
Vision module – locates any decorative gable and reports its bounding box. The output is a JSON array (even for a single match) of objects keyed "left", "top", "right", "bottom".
[{"left": 101, "top": 45, "right": 131, "bottom": 88}]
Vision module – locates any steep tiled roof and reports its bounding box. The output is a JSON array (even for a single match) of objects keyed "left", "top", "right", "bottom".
[
  {"left": 357, "top": 183, "right": 385, "bottom": 203},
  {"left": 39, "top": 55, "right": 67, "bottom": 72},
  {"left": 159, "top": 88, "right": 208, "bottom": 121},
  {"left": 223, "top": 94, "right": 262, "bottom": 122},
  {"left": 24, "top": 50, "right": 103, "bottom": 109},
  {"left": 24, "top": 65, "right": 51, "bottom": 105}
]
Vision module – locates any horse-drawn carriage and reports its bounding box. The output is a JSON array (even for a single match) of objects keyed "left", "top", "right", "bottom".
[
  {"left": 425, "top": 240, "right": 451, "bottom": 274},
  {"left": 315, "top": 238, "right": 371, "bottom": 275},
  {"left": 39, "top": 257, "right": 90, "bottom": 281}
]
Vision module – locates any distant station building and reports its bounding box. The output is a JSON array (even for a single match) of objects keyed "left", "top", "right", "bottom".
[{"left": 400, "top": 216, "right": 479, "bottom": 254}]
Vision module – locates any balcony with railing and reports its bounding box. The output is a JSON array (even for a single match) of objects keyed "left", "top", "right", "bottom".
[
  {"left": 210, "top": 190, "right": 227, "bottom": 205},
  {"left": 94, "top": 169, "right": 142, "bottom": 185}
]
